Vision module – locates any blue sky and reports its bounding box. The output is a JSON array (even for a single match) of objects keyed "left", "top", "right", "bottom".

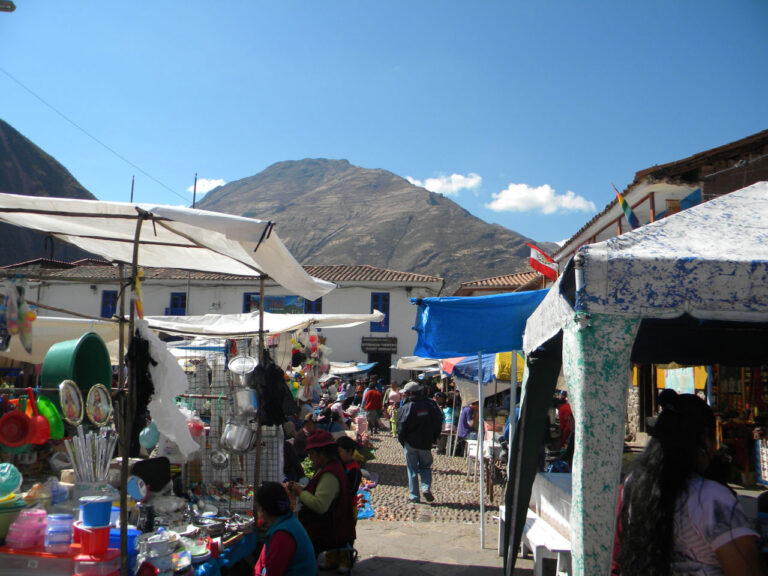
[{"left": 1, "top": 1, "right": 767, "bottom": 243}]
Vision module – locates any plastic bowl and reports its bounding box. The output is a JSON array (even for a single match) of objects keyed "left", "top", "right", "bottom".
[
  {"left": 0, "top": 498, "right": 27, "bottom": 538},
  {"left": 36, "top": 394, "right": 65, "bottom": 440}
]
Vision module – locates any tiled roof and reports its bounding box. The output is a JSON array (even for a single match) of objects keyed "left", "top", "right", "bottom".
[
  {"left": 4, "top": 261, "right": 443, "bottom": 285},
  {"left": 1, "top": 257, "right": 77, "bottom": 270},
  {"left": 458, "top": 272, "right": 539, "bottom": 289},
  {"left": 303, "top": 265, "right": 443, "bottom": 284},
  {"left": 46, "top": 266, "right": 258, "bottom": 282}
]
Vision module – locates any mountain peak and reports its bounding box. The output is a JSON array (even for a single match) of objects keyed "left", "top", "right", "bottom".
[{"left": 198, "top": 158, "right": 533, "bottom": 293}]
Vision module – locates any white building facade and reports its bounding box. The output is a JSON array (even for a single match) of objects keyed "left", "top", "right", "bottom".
[{"left": 7, "top": 261, "right": 443, "bottom": 383}]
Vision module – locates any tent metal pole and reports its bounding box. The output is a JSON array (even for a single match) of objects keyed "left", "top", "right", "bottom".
[
  {"left": 120, "top": 212, "right": 146, "bottom": 576},
  {"left": 252, "top": 275, "right": 265, "bottom": 517},
  {"left": 507, "top": 356, "right": 518, "bottom": 470},
  {"left": 478, "top": 351, "right": 485, "bottom": 548}
]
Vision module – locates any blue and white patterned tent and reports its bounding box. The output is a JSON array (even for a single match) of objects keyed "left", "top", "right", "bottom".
[{"left": 505, "top": 181, "right": 768, "bottom": 576}]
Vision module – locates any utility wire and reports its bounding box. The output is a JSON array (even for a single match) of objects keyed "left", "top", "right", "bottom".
[{"left": 0, "top": 65, "right": 189, "bottom": 203}]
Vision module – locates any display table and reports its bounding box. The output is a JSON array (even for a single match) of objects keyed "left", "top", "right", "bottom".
[
  {"left": 529, "top": 472, "right": 572, "bottom": 540},
  {"left": 194, "top": 532, "right": 259, "bottom": 576}
]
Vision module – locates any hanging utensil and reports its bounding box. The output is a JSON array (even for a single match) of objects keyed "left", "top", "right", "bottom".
[{"left": 209, "top": 394, "right": 229, "bottom": 471}]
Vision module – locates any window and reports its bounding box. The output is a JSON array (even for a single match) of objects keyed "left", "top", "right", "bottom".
[
  {"left": 370, "top": 292, "right": 389, "bottom": 332},
  {"left": 165, "top": 292, "right": 187, "bottom": 315},
  {"left": 243, "top": 293, "right": 306, "bottom": 314},
  {"left": 243, "top": 292, "right": 259, "bottom": 313},
  {"left": 100, "top": 290, "right": 118, "bottom": 319},
  {"left": 304, "top": 297, "right": 322, "bottom": 314}
]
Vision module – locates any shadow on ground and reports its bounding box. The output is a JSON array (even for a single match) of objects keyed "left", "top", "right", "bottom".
[{"left": 318, "top": 556, "right": 534, "bottom": 575}]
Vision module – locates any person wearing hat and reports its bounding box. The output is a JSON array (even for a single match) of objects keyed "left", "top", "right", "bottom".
[
  {"left": 292, "top": 413, "right": 315, "bottom": 460},
  {"left": 254, "top": 481, "right": 316, "bottom": 575},
  {"left": 286, "top": 430, "right": 355, "bottom": 571},
  {"left": 396, "top": 381, "right": 444, "bottom": 503}
]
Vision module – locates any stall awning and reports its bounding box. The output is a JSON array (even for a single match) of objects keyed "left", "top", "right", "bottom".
[
  {"left": 0, "top": 193, "right": 335, "bottom": 301},
  {"left": 412, "top": 289, "right": 548, "bottom": 358}
]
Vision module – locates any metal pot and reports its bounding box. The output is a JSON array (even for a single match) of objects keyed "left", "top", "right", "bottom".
[
  {"left": 220, "top": 421, "right": 257, "bottom": 453},
  {"left": 228, "top": 355, "right": 257, "bottom": 388},
  {"left": 232, "top": 389, "right": 258, "bottom": 418}
]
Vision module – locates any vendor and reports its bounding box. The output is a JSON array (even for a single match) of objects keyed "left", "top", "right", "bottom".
[
  {"left": 254, "top": 481, "right": 316, "bottom": 575},
  {"left": 286, "top": 430, "right": 355, "bottom": 568}
]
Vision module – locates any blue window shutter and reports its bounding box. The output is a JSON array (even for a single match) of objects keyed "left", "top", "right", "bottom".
[
  {"left": 370, "top": 292, "right": 389, "bottom": 332},
  {"left": 100, "top": 290, "right": 118, "bottom": 319}
]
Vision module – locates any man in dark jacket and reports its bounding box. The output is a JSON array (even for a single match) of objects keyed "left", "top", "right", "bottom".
[{"left": 396, "top": 381, "right": 443, "bottom": 503}]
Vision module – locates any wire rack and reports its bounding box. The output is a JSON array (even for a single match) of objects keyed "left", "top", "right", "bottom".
[{"left": 175, "top": 338, "right": 284, "bottom": 516}]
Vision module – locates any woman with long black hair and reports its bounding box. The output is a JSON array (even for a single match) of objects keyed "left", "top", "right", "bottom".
[{"left": 614, "top": 391, "right": 766, "bottom": 575}]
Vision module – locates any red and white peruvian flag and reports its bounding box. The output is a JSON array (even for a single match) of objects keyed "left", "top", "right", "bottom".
[{"left": 526, "top": 243, "right": 558, "bottom": 281}]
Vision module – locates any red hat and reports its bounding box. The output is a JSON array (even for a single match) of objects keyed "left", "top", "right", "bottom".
[{"left": 305, "top": 430, "right": 336, "bottom": 451}]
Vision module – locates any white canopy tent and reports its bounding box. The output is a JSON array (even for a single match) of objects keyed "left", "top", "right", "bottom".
[
  {"left": 0, "top": 193, "right": 337, "bottom": 576},
  {"left": 505, "top": 182, "right": 768, "bottom": 575},
  {"left": 0, "top": 193, "right": 334, "bottom": 301},
  {"left": 0, "top": 310, "right": 385, "bottom": 364}
]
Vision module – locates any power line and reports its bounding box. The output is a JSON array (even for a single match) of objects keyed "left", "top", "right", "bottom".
[{"left": 0, "top": 65, "right": 189, "bottom": 203}]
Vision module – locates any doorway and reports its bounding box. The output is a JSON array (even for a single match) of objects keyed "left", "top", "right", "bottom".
[{"left": 367, "top": 352, "right": 391, "bottom": 385}]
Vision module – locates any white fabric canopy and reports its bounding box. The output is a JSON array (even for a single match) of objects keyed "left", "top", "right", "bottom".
[
  {"left": 0, "top": 193, "right": 335, "bottom": 301},
  {"left": 141, "top": 310, "right": 384, "bottom": 337},
  {"left": 395, "top": 355, "right": 441, "bottom": 371},
  {"left": 524, "top": 181, "right": 768, "bottom": 354},
  {"left": 511, "top": 182, "right": 768, "bottom": 576},
  {"left": 0, "top": 310, "right": 385, "bottom": 364}
]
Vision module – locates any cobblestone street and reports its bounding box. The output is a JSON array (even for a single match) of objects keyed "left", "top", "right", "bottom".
[
  {"left": 363, "top": 432, "right": 504, "bottom": 524},
  {"left": 340, "top": 432, "right": 536, "bottom": 575}
]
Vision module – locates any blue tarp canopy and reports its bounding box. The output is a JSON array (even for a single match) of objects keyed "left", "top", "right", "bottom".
[
  {"left": 411, "top": 289, "right": 549, "bottom": 358},
  {"left": 450, "top": 354, "right": 496, "bottom": 384}
]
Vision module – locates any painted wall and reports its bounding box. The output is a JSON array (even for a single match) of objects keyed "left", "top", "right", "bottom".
[{"left": 29, "top": 277, "right": 439, "bottom": 378}]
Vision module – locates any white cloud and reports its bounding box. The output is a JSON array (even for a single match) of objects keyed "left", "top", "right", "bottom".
[
  {"left": 485, "top": 182, "right": 596, "bottom": 214},
  {"left": 186, "top": 178, "right": 226, "bottom": 195},
  {"left": 406, "top": 172, "right": 482, "bottom": 197}
]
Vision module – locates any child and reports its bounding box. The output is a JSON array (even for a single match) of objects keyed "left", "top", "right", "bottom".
[{"left": 336, "top": 436, "right": 362, "bottom": 496}]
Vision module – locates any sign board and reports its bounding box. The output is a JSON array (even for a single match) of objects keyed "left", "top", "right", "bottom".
[{"left": 361, "top": 337, "right": 397, "bottom": 353}]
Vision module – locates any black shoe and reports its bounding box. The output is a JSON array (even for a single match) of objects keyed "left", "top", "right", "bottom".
[
  {"left": 423, "top": 491, "right": 435, "bottom": 502},
  {"left": 409, "top": 498, "right": 420, "bottom": 504}
]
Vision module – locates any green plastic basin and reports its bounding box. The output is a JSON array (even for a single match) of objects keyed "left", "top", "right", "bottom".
[{"left": 41, "top": 332, "right": 112, "bottom": 397}]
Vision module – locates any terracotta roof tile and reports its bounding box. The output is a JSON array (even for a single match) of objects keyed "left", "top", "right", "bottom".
[
  {"left": 303, "top": 264, "right": 442, "bottom": 284},
  {"left": 457, "top": 271, "right": 539, "bottom": 289},
  {"left": 4, "top": 261, "right": 442, "bottom": 285}
]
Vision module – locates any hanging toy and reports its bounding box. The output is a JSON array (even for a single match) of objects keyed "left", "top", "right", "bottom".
[
  {"left": 133, "top": 268, "right": 145, "bottom": 319},
  {"left": 5, "top": 281, "right": 19, "bottom": 335},
  {"left": 18, "top": 299, "right": 36, "bottom": 354}
]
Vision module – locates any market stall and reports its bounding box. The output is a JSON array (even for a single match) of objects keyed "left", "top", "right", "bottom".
[
  {"left": 0, "top": 193, "right": 336, "bottom": 575},
  {"left": 505, "top": 181, "right": 768, "bottom": 576},
  {"left": 410, "top": 289, "right": 548, "bottom": 547}
]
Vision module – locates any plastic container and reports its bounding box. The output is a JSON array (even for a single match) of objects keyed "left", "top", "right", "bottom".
[
  {"left": 41, "top": 332, "right": 112, "bottom": 398},
  {"left": 45, "top": 527, "right": 73, "bottom": 553},
  {"left": 47, "top": 513, "right": 74, "bottom": 531},
  {"left": 108, "top": 526, "right": 140, "bottom": 552},
  {"left": 5, "top": 530, "right": 42, "bottom": 549},
  {"left": 109, "top": 506, "right": 119, "bottom": 526},
  {"left": 17, "top": 506, "right": 47, "bottom": 525},
  {"left": 74, "top": 549, "right": 120, "bottom": 576},
  {"left": 74, "top": 521, "right": 110, "bottom": 556},
  {"left": 79, "top": 496, "right": 113, "bottom": 527}
]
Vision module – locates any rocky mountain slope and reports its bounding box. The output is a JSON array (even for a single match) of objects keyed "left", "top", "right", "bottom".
[
  {"left": 0, "top": 119, "right": 96, "bottom": 265},
  {"left": 197, "top": 158, "right": 539, "bottom": 293}
]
